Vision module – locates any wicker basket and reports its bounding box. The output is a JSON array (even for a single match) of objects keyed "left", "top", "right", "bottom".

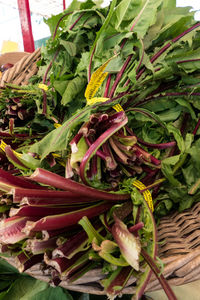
[
  {"left": 1, "top": 50, "right": 200, "bottom": 296},
  {"left": 0, "top": 52, "right": 29, "bottom": 66},
  {"left": 0, "top": 48, "right": 41, "bottom": 87}
]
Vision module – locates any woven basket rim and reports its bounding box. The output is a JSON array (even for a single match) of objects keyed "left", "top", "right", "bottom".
[{"left": 0, "top": 52, "right": 29, "bottom": 66}]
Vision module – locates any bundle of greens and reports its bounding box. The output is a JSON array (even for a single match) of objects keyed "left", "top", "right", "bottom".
[{"left": 0, "top": 0, "right": 200, "bottom": 299}]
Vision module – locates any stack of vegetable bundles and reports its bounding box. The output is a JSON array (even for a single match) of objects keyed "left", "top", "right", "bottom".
[{"left": 0, "top": 0, "right": 200, "bottom": 299}]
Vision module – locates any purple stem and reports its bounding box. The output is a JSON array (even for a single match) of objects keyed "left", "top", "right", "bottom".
[
  {"left": 0, "top": 169, "right": 45, "bottom": 190},
  {"left": 134, "top": 136, "right": 176, "bottom": 149},
  {"left": 136, "top": 22, "right": 200, "bottom": 80},
  {"left": 80, "top": 114, "right": 128, "bottom": 185},
  {"left": 23, "top": 202, "right": 112, "bottom": 232},
  {"left": 134, "top": 91, "right": 200, "bottom": 107},
  {"left": 85, "top": 137, "right": 108, "bottom": 161},
  {"left": 141, "top": 249, "right": 177, "bottom": 300},
  {"left": 16, "top": 253, "right": 43, "bottom": 272},
  {"left": 177, "top": 58, "right": 200, "bottom": 64},
  {"left": 128, "top": 222, "right": 144, "bottom": 233},
  {"left": 109, "top": 55, "right": 133, "bottom": 98},
  {"left": 104, "top": 74, "right": 112, "bottom": 97},
  {"left": 52, "top": 12, "right": 73, "bottom": 40},
  {"left": 29, "top": 168, "right": 130, "bottom": 201},
  {"left": 12, "top": 187, "right": 85, "bottom": 202},
  {"left": 69, "top": 132, "right": 83, "bottom": 153},
  {"left": 10, "top": 205, "right": 80, "bottom": 218},
  {"left": 43, "top": 49, "right": 59, "bottom": 84},
  {"left": 88, "top": 46, "right": 96, "bottom": 82},
  {"left": 102, "top": 141, "right": 117, "bottom": 170},
  {"left": 109, "top": 137, "right": 130, "bottom": 164},
  {"left": 69, "top": 12, "right": 84, "bottom": 30},
  {"left": 193, "top": 119, "right": 200, "bottom": 135},
  {"left": 134, "top": 144, "right": 161, "bottom": 166}
]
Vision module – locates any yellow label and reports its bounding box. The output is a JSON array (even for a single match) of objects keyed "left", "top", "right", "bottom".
[
  {"left": 87, "top": 97, "right": 109, "bottom": 106},
  {"left": 0, "top": 140, "right": 22, "bottom": 158},
  {"left": 38, "top": 83, "right": 48, "bottom": 91},
  {"left": 0, "top": 71, "right": 2, "bottom": 79},
  {"left": 85, "top": 55, "right": 117, "bottom": 101},
  {"left": 113, "top": 104, "right": 124, "bottom": 112},
  {"left": 133, "top": 180, "right": 154, "bottom": 212},
  {"left": 54, "top": 123, "right": 62, "bottom": 128}
]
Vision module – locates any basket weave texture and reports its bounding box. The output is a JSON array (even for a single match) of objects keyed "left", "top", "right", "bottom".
[
  {"left": 1, "top": 50, "right": 200, "bottom": 295},
  {"left": 0, "top": 48, "right": 41, "bottom": 87}
]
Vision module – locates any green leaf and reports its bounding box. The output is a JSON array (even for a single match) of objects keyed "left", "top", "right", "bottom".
[
  {"left": 129, "top": 0, "right": 162, "bottom": 38},
  {"left": 44, "top": 12, "right": 65, "bottom": 35},
  {"left": 129, "top": 107, "right": 168, "bottom": 130},
  {"left": 113, "top": 0, "right": 132, "bottom": 30},
  {"left": 29, "top": 107, "right": 92, "bottom": 160},
  {"left": 175, "top": 98, "right": 196, "bottom": 120},
  {"left": 76, "top": 52, "right": 91, "bottom": 75},
  {"left": 161, "top": 155, "right": 182, "bottom": 186},
  {"left": 53, "top": 80, "right": 69, "bottom": 96},
  {"left": 20, "top": 280, "right": 48, "bottom": 300},
  {"left": 31, "top": 286, "right": 73, "bottom": 300},
  {"left": 60, "top": 40, "right": 76, "bottom": 57},
  {"left": 2, "top": 277, "right": 38, "bottom": 300},
  {"left": 90, "top": 0, "right": 117, "bottom": 55},
  {"left": 167, "top": 124, "right": 185, "bottom": 152},
  {"left": 0, "top": 259, "right": 19, "bottom": 274},
  {"left": 61, "top": 77, "right": 87, "bottom": 106},
  {"left": 70, "top": 137, "right": 88, "bottom": 169}
]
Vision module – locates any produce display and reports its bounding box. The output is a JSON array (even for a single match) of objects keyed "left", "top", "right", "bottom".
[{"left": 0, "top": 0, "right": 200, "bottom": 299}]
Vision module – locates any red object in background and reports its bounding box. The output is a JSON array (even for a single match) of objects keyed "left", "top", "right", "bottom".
[
  {"left": 63, "top": 0, "right": 66, "bottom": 10},
  {"left": 17, "top": 0, "right": 35, "bottom": 53}
]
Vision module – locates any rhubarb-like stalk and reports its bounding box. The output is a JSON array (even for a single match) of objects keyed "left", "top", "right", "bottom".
[
  {"left": 103, "top": 266, "right": 133, "bottom": 297},
  {"left": 0, "top": 169, "right": 44, "bottom": 190},
  {"left": 9, "top": 205, "right": 81, "bottom": 217},
  {"left": 12, "top": 187, "right": 84, "bottom": 203},
  {"left": 80, "top": 113, "right": 128, "bottom": 185},
  {"left": 29, "top": 168, "right": 130, "bottom": 201},
  {"left": 109, "top": 55, "right": 133, "bottom": 98},
  {"left": 0, "top": 216, "right": 36, "bottom": 244},
  {"left": 20, "top": 197, "right": 92, "bottom": 207},
  {"left": 52, "top": 230, "right": 88, "bottom": 259},
  {"left": 25, "top": 237, "right": 57, "bottom": 254},
  {"left": 23, "top": 202, "right": 112, "bottom": 232},
  {"left": 141, "top": 248, "right": 177, "bottom": 300},
  {"left": 16, "top": 252, "right": 43, "bottom": 272}
]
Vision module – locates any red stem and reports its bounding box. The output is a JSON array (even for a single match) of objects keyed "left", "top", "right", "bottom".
[
  {"left": 136, "top": 22, "right": 200, "bottom": 80},
  {"left": 69, "top": 13, "right": 84, "bottom": 30},
  {"left": 109, "top": 55, "right": 133, "bottom": 98},
  {"left": 141, "top": 248, "right": 177, "bottom": 300},
  {"left": 193, "top": 119, "right": 200, "bottom": 135},
  {"left": 29, "top": 168, "right": 130, "bottom": 201}
]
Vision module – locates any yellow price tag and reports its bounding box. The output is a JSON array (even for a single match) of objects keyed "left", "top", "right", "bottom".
[
  {"left": 85, "top": 55, "right": 117, "bottom": 102},
  {"left": 113, "top": 104, "right": 124, "bottom": 112},
  {"left": 87, "top": 97, "right": 109, "bottom": 106},
  {"left": 0, "top": 140, "right": 22, "bottom": 158},
  {"left": 133, "top": 180, "right": 154, "bottom": 212},
  {"left": 85, "top": 55, "right": 125, "bottom": 112},
  {"left": 54, "top": 123, "right": 62, "bottom": 128},
  {"left": 38, "top": 83, "right": 48, "bottom": 91}
]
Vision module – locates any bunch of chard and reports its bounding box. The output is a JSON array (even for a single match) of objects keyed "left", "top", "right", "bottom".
[
  {"left": 66, "top": 110, "right": 162, "bottom": 191},
  {"left": 1, "top": 0, "right": 200, "bottom": 299},
  {"left": 30, "top": 0, "right": 200, "bottom": 216},
  {"left": 0, "top": 166, "right": 177, "bottom": 299}
]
